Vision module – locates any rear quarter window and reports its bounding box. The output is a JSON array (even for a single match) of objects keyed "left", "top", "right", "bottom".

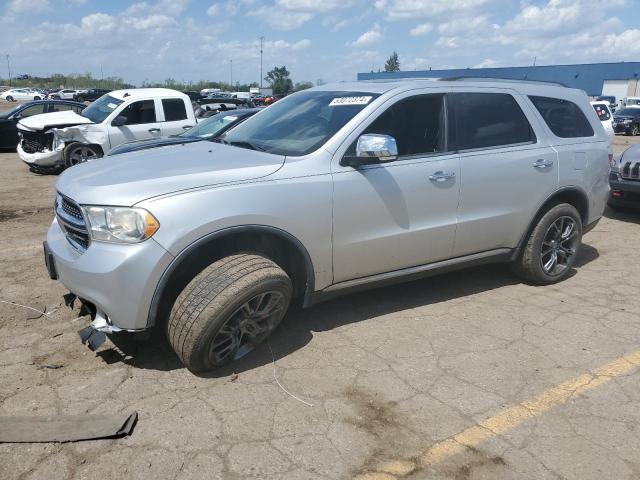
[{"left": 529, "top": 96, "right": 594, "bottom": 138}]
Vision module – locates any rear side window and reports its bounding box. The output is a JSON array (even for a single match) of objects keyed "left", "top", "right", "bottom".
[
  {"left": 450, "top": 93, "right": 536, "bottom": 150},
  {"left": 592, "top": 104, "right": 611, "bottom": 121},
  {"left": 162, "top": 98, "right": 187, "bottom": 121},
  {"left": 121, "top": 100, "right": 156, "bottom": 125},
  {"left": 529, "top": 96, "right": 594, "bottom": 138}
]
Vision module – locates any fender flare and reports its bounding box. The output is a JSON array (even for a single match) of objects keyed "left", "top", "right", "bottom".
[{"left": 146, "top": 225, "right": 316, "bottom": 328}]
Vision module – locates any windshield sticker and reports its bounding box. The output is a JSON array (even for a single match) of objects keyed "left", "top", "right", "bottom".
[
  {"left": 329, "top": 96, "right": 372, "bottom": 107},
  {"left": 107, "top": 103, "right": 118, "bottom": 109}
]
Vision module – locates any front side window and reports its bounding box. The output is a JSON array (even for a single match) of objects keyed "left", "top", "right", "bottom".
[
  {"left": 120, "top": 100, "right": 156, "bottom": 125},
  {"left": 162, "top": 98, "right": 187, "bottom": 121},
  {"left": 81, "top": 94, "right": 124, "bottom": 123},
  {"left": 529, "top": 96, "right": 594, "bottom": 138},
  {"left": 348, "top": 94, "right": 446, "bottom": 157},
  {"left": 451, "top": 93, "right": 536, "bottom": 150},
  {"left": 222, "top": 90, "right": 380, "bottom": 156},
  {"left": 19, "top": 104, "right": 46, "bottom": 117}
]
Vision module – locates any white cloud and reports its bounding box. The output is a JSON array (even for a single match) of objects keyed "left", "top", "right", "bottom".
[
  {"left": 125, "top": 0, "right": 189, "bottom": 17},
  {"left": 349, "top": 23, "right": 383, "bottom": 48},
  {"left": 8, "top": 0, "right": 49, "bottom": 13},
  {"left": 409, "top": 23, "right": 432, "bottom": 36},
  {"left": 248, "top": 7, "right": 312, "bottom": 30},
  {"left": 474, "top": 58, "right": 497, "bottom": 68},
  {"left": 206, "top": 3, "right": 220, "bottom": 16},
  {"left": 127, "top": 14, "right": 176, "bottom": 30},
  {"left": 276, "top": 0, "right": 353, "bottom": 13},
  {"left": 376, "top": 0, "right": 493, "bottom": 20},
  {"left": 80, "top": 13, "right": 117, "bottom": 32}
]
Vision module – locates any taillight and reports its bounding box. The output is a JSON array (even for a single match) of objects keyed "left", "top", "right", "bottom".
[{"left": 609, "top": 154, "right": 615, "bottom": 168}]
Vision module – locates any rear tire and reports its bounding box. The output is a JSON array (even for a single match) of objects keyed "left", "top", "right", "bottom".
[
  {"left": 513, "top": 203, "right": 582, "bottom": 285},
  {"left": 34, "top": 96, "right": 41, "bottom": 100},
  {"left": 6, "top": 96, "right": 13, "bottom": 102},
  {"left": 167, "top": 254, "right": 292, "bottom": 372},
  {"left": 632, "top": 124, "right": 640, "bottom": 136}
]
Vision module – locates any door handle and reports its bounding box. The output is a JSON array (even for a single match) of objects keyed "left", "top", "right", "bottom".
[
  {"left": 148, "top": 128, "right": 161, "bottom": 133},
  {"left": 182, "top": 125, "right": 193, "bottom": 130},
  {"left": 533, "top": 158, "right": 553, "bottom": 168},
  {"left": 429, "top": 171, "right": 456, "bottom": 182}
]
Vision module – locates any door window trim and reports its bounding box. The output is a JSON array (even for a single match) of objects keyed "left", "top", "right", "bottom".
[
  {"left": 447, "top": 92, "right": 539, "bottom": 154},
  {"left": 338, "top": 90, "right": 454, "bottom": 168}
]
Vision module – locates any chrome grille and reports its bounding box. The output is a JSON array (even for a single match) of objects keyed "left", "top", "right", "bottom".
[
  {"left": 621, "top": 161, "right": 640, "bottom": 181},
  {"left": 55, "top": 193, "right": 90, "bottom": 252}
]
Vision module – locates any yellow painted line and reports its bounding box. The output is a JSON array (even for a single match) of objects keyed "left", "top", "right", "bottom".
[{"left": 356, "top": 350, "right": 640, "bottom": 479}]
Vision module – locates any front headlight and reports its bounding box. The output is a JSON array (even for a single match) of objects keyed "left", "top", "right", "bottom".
[{"left": 82, "top": 206, "right": 159, "bottom": 243}]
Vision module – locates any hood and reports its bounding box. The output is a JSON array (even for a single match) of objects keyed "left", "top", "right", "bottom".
[
  {"left": 18, "top": 110, "right": 92, "bottom": 131},
  {"left": 56, "top": 141, "right": 285, "bottom": 206},
  {"left": 108, "top": 136, "right": 202, "bottom": 156}
]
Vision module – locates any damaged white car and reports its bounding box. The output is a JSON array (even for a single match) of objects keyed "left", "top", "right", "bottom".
[{"left": 17, "top": 88, "right": 196, "bottom": 172}]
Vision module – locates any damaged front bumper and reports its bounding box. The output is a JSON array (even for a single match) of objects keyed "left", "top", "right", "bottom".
[
  {"left": 45, "top": 218, "right": 175, "bottom": 333},
  {"left": 17, "top": 143, "right": 64, "bottom": 167}
]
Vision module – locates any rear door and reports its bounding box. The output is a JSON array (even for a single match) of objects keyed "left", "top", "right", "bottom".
[
  {"left": 332, "top": 91, "right": 461, "bottom": 282},
  {"left": 160, "top": 98, "right": 194, "bottom": 135},
  {"left": 449, "top": 90, "right": 559, "bottom": 256},
  {"left": 107, "top": 99, "right": 162, "bottom": 150}
]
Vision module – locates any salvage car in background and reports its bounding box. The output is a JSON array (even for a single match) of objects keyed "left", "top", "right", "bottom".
[
  {"left": 108, "top": 108, "right": 260, "bottom": 156},
  {"left": 17, "top": 88, "right": 195, "bottom": 171},
  {"left": 612, "top": 107, "right": 640, "bottom": 136},
  {"left": 609, "top": 144, "right": 640, "bottom": 209},
  {"left": 1, "top": 88, "right": 44, "bottom": 101},
  {"left": 74, "top": 88, "right": 112, "bottom": 102},
  {"left": 49, "top": 89, "right": 79, "bottom": 100},
  {"left": 0, "top": 100, "right": 84, "bottom": 152},
  {"left": 591, "top": 101, "right": 614, "bottom": 140}
]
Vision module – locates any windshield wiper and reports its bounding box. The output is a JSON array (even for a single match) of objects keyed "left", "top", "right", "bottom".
[{"left": 228, "top": 141, "right": 264, "bottom": 151}]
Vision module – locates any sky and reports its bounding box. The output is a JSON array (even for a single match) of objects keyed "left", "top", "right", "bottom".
[{"left": 1, "top": 0, "right": 640, "bottom": 86}]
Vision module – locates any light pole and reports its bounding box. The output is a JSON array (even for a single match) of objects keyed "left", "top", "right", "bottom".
[
  {"left": 259, "top": 36, "right": 264, "bottom": 89},
  {"left": 5, "top": 54, "right": 11, "bottom": 86},
  {"left": 229, "top": 59, "right": 233, "bottom": 88}
]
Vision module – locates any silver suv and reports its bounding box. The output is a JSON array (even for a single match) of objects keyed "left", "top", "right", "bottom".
[{"left": 44, "top": 80, "right": 610, "bottom": 372}]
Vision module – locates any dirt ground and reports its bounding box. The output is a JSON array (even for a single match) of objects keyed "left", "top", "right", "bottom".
[{"left": 1, "top": 99, "right": 640, "bottom": 479}]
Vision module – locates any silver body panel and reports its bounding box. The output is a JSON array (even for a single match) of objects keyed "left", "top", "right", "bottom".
[{"left": 46, "top": 80, "right": 610, "bottom": 330}]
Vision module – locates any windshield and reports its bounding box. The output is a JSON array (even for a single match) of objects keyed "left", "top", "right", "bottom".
[
  {"left": 80, "top": 94, "right": 124, "bottom": 123},
  {"left": 616, "top": 108, "right": 640, "bottom": 117},
  {"left": 222, "top": 90, "right": 380, "bottom": 156},
  {"left": 182, "top": 111, "right": 249, "bottom": 139}
]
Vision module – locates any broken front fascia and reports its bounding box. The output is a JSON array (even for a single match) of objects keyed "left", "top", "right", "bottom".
[{"left": 51, "top": 124, "right": 109, "bottom": 151}]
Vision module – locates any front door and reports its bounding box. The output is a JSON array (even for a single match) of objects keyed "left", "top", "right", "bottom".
[
  {"left": 332, "top": 93, "right": 460, "bottom": 283},
  {"left": 448, "top": 91, "right": 559, "bottom": 256},
  {"left": 107, "top": 99, "right": 162, "bottom": 150}
]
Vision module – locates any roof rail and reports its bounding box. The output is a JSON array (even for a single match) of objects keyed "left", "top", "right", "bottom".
[{"left": 440, "top": 76, "right": 569, "bottom": 88}]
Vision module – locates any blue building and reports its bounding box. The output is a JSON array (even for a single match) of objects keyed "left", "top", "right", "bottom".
[{"left": 357, "top": 62, "right": 640, "bottom": 99}]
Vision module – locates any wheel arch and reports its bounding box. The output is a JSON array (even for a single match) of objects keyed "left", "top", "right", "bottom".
[
  {"left": 516, "top": 186, "right": 589, "bottom": 254},
  {"left": 146, "top": 225, "right": 316, "bottom": 329}
]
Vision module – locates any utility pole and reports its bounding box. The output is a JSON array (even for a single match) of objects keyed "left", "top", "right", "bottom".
[
  {"left": 229, "top": 59, "right": 233, "bottom": 88},
  {"left": 5, "top": 54, "right": 11, "bottom": 86},
  {"left": 259, "top": 36, "right": 264, "bottom": 89}
]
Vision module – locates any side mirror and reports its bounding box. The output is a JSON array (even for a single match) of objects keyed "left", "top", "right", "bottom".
[
  {"left": 341, "top": 134, "right": 399, "bottom": 167},
  {"left": 111, "top": 115, "right": 127, "bottom": 127},
  {"left": 10, "top": 113, "right": 21, "bottom": 121}
]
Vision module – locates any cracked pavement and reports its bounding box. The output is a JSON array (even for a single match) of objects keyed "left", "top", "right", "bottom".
[{"left": 1, "top": 118, "right": 639, "bottom": 479}]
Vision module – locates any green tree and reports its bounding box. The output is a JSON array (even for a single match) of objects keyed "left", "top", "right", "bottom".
[
  {"left": 265, "top": 66, "right": 293, "bottom": 94},
  {"left": 384, "top": 52, "right": 400, "bottom": 72},
  {"left": 294, "top": 81, "right": 313, "bottom": 91}
]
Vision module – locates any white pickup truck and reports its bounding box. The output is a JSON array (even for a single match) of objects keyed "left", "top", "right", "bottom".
[{"left": 17, "top": 88, "right": 196, "bottom": 172}]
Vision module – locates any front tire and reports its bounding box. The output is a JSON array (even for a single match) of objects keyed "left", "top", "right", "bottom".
[
  {"left": 632, "top": 124, "right": 640, "bottom": 136},
  {"left": 6, "top": 96, "right": 14, "bottom": 102},
  {"left": 34, "top": 96, "right": 41, "bottom": 100},
  {"left": 167, "top": 254, "right": 292, "bottom": 372},
  {"left": 63, "top": 143, "right": 101, "bottom": 168},
  {"left": 513, "top": 203, "right": 582, "bottom": 285}
]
